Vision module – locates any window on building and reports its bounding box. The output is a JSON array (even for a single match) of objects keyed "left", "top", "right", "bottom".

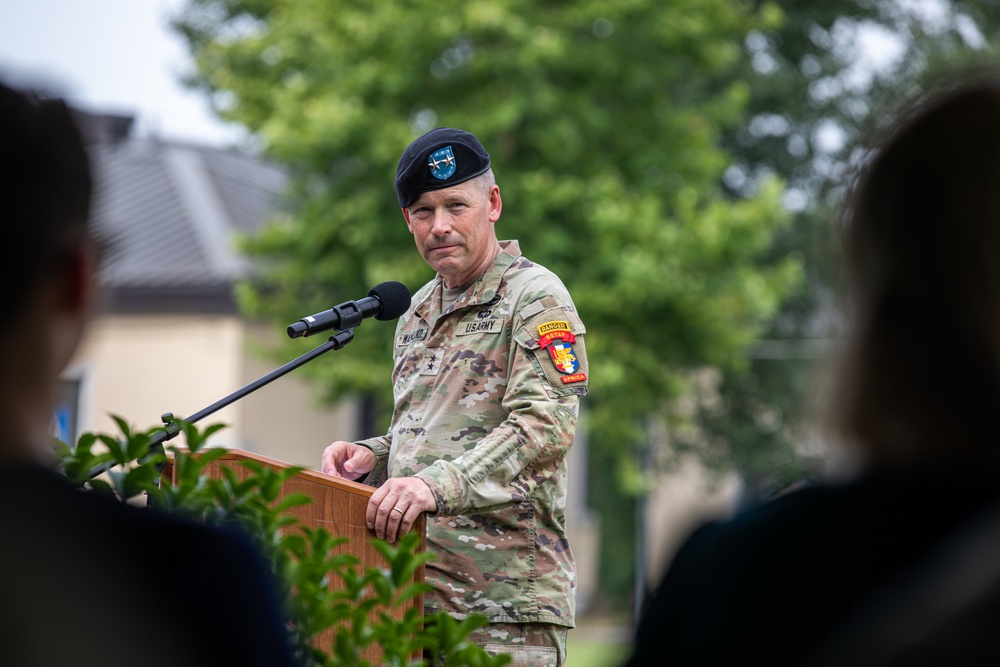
[{"left": 54, "top": 378, "right": 81, "bottom": 446}]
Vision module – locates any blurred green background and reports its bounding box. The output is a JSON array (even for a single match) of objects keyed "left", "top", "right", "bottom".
[{"left": 172, "top": 0, "right": 1000, "bottom": 636}]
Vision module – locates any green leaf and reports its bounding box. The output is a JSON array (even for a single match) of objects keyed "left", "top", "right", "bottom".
[
  {"left": 75, "top": 432, "right": 98, "bottom": 452},
  {"left": 122, "top": 464, "right": 157, "bottom": 499},
  {"left": 127, "top": 434, "right": 152, "bottom": 462},
  {"left": 86, "top": 478, "right": 115, "bottom": 499},
  {"left": 395, "top": 582, "right": 433, "bottom": 606},
  {"left": 110, "top": 414, "right": 133, "bottom": 440}
]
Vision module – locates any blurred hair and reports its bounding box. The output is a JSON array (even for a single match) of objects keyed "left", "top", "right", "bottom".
[
  {"left": 473, "top": 168, "right": 496, "bottom": 201},
  {"left": 0, "top": 81, "right": 92, "bottom": 331},
  {"left": 831, "top": 69, "right": 1000, "bottom": 465}
]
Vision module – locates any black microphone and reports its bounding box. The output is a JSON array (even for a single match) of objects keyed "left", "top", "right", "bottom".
[{"left": 287, "top": 281, "right": 411, "bottom": 338}]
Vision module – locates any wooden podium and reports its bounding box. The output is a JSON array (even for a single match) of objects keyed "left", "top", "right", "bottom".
[{"left": 164, "top": 449, "right": 426, "bottom": 659}]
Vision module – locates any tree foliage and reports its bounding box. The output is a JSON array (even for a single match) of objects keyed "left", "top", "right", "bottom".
[
  {"left": 172, "top": 0, "right": 810, "bottom": 614},
  {"left": 173, "top": 0, "right": 802, "bottom": 461},
  {"left": 696, "top": 0, "right": 1000, "bottom": 493},
  {"left": 170, "top": 0, "right": 1000, "bottom": 615}
]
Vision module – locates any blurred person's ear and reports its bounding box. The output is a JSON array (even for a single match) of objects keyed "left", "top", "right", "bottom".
[
  {"left": 49, "top": 239, "right": 98, "bottom": 371},
  {"left": 63, "top": 240, "right": 98, "bottom": 314}
]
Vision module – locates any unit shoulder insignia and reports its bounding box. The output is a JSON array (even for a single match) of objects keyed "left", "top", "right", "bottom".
[{"left": 537, "top": 320, "right": 586, "bottom": 383}]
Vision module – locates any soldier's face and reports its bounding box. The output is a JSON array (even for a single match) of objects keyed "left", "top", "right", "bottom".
[{"left": 403, "top": 179, "right": 502, "bottom": 288}]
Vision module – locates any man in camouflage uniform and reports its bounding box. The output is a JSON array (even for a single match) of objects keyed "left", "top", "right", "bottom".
[{"left": 322, "top": 128, "right": 588, "bottom": 666}]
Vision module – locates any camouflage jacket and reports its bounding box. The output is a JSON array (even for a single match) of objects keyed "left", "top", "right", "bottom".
[{"left": 358, "top": 240, "right": 588, "bottom": 626}]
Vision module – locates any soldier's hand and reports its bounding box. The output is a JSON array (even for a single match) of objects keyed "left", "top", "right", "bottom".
[
  {"left": 321, "top": 441, "right": 375, "bottom": 481},
  {"left": 368, "top": 477, "right": 437, "bottom": 543}
]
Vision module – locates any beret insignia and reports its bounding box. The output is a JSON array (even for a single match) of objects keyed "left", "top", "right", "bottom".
[{"left": 428, "top": 146, "right": 457, "bottom": 180}]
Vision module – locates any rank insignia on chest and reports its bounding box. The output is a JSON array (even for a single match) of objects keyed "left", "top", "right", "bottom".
[{"left": 537, "top": 320, "right": 584, "bottom": 380}]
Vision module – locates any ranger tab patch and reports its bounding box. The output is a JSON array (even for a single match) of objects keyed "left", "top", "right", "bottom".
[{"left": 537, "top": 320, "right": 586, "bottom": 382}]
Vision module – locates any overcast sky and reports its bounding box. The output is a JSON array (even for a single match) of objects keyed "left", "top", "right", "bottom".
[
  {"left": 0, "top": 0, "right": 961, "bottom": 153},
  {"left": 0, "top": 0, "right": 239, "bottom": 146}
]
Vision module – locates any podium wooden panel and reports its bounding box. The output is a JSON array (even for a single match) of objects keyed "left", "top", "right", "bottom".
[{"left": 164, "top": 449, "right": 425, "bottom": 659}]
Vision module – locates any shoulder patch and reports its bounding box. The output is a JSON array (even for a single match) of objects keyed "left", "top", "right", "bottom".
[{"left": 537, "top": 321, "right": 584, "bottom": 377}]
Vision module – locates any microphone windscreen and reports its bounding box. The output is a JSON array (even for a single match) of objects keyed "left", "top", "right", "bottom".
[{"left": 370, "top": 281, "right": 412, "bottom": 320}]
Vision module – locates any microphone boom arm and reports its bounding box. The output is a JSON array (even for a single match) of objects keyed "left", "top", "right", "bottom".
[{"left": 88, "top": 328, "right": 357, "bottom": 480}]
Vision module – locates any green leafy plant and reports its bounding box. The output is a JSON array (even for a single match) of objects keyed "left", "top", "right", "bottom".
[{"left": 54, "top": 418, "right": 510, "bottom": 667}]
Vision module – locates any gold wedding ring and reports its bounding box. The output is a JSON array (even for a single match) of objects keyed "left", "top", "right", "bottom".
[{"left": 391, "top": 507, "right": 405, "bottom": 515}]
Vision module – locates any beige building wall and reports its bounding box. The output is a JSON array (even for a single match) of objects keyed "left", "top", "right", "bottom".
[
  {"left": 63, "top": 314, "right": 357, "bottom": 463},
  {"left": 239, "top": 326, "right": 358, "bottom": 468},
  {"left": 644, "top": 460, "right": 741, "bottom": 588}
]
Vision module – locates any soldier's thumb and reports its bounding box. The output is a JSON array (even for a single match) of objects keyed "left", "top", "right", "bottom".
[{"left": 344, "top": 453, "right": 371, "bottom": 474}]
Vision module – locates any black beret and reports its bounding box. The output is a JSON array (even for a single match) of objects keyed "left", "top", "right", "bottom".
[{"left": 395, "top": 127, "right": 491, "bottom": 208}]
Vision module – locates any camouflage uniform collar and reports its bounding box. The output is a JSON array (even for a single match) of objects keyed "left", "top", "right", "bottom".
[
  {"left": 444, "top": 239, "right": 520, "bottom": 310},
  {"left": 417, "top": 240, "right": 521, "bottom": 318}
]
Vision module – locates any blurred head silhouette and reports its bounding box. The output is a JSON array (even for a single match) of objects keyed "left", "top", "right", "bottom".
[
  {"left": 0, "top": 80, "right": 97, "bottom": 463},
  {"left": 833, "top": 69, "right": 1000, "bottom": 468}
]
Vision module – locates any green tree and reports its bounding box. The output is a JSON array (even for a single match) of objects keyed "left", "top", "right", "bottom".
[
  {"left": 694, "top": 0, "right": 1000, "bottom": 498},
  {"left": 174, "top": 0, "right": 803, "bottom": 610}
]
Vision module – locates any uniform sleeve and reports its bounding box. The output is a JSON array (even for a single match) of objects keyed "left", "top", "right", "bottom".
[
  {"left": 354, "top": 434, "right": 391, "bottom": 487},
  {"left": 415, "top": 292, "right": 589, "bottom": 515}
]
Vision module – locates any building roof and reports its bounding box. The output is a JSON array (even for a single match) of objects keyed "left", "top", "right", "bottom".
[{"left": 83, "top": 112, "right": 288, "bottom": 314}]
